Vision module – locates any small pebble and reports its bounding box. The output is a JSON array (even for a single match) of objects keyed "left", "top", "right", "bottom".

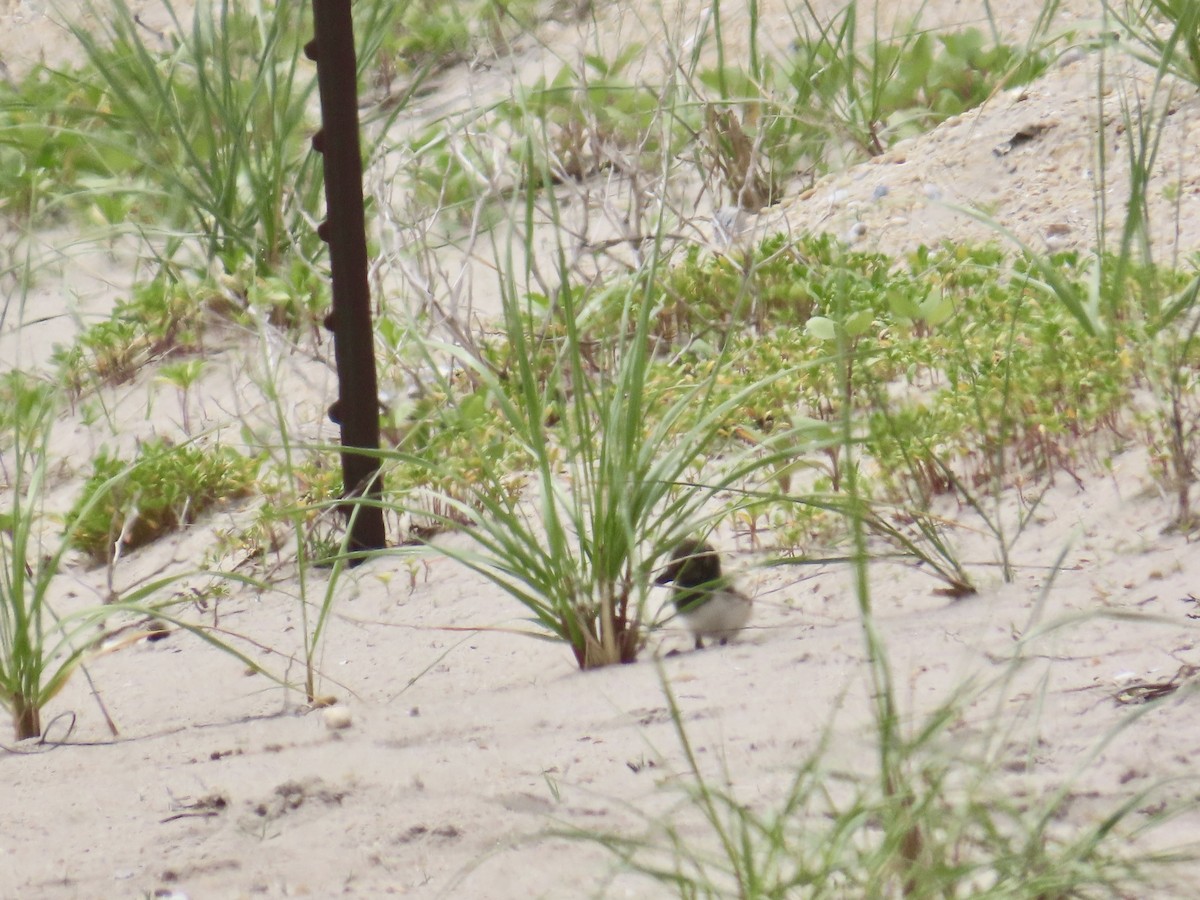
[
  {"left": 1058, "top": 47, "right": 1086, "bottom": 68},
  {"left": 845, "top": 222, "right": 868, "bottom": 243},
  {"left": 923, "top": 183, "right": 943, "bottom": 201},
  {"left": 323, "top": 706, "right": 353, "bottom": 731},
  {"left": 871, "top": 184, "right": 889, "bottom": 201}
]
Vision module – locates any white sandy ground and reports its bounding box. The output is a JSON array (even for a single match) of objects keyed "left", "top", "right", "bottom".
[{"left": 4, "top": 0, "right": 1200, "bottom": 897}]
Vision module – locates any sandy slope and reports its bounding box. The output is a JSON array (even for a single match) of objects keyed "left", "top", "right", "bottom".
[{"left": 3, "top": 1, "right": 1200, "bottom": 897}]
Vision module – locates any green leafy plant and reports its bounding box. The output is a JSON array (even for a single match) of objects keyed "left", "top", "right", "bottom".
[
  {"left": 371, "top": 0, "right": 542, "bottom": 79},
  {"left": 68, "top": 438, "right": 261, "bottom": 564},
  {"left": 0, "top": 371, "right": 55, "bottom": 451},
  {"left": 218, "top": 257, "right": 326, "bottom": 332},
  {"left": 157, "top": 359, "right": 207, "bottom": 435},
  {"left": 52, "top": 276, "right": 213, "bottom": 396},
  {"left": 861, "top": 252, "right": 1135, "bottom": 582}
]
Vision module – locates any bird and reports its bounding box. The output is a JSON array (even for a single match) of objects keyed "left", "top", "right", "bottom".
[{"left": 655, "top": 539, "right": 752, "bottom": 650}]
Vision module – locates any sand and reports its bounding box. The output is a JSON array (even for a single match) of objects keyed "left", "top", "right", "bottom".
[{"left": 3, "top": 1, "right": 1200, "bottom": 897}]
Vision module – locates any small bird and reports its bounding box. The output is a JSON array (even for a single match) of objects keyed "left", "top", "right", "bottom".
[{"left": 655, "top": 539, "right": 753, "bottom": 650}]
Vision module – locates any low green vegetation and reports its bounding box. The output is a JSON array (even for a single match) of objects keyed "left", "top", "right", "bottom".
[
  {"left": 2, "top": 0, "right": 1199, "bottom": 890},
  {"left": 52, "top": 277, "right": 215, "bottom": 395},
  {"left": 51, "top": 266, "right": 327, "bottom": 399},
  {"left": 406, "top": 22, "right": 1052, "bottom": 222},
  {"left": 695, "top": 20, "right": 1052, "bottom": 206},
  {"left": 68, "top": 438, "right": 261, "bottom": 564},
  {"left": 371, "top": 0, "right": 543, "bottom": 78},
  {"left": 0, "top": 372, "right": 56, "bottom": 450},
  {"left": 378, "top": 239, "right": 1170, "bottom": 583}
]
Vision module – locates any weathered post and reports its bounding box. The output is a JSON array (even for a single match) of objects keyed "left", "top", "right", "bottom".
[{"left": 305, "top": 1, "right": 386, "bottom": 555}]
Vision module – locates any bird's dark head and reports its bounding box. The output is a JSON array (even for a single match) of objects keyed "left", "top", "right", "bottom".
[{"left": 655, "top": 539, "right": 722, "bottom": 589}]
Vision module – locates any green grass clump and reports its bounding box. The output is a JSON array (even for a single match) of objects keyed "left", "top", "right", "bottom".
[
  {"left": 1, "top": 0, "right": 322, "bottom": 270},
  {"left": 368, "top": 223, "right": 832, "bottom": 669},
  {"left": 647, "top": 241, "right": 1142, "bottom": 488},
  {"left": 866, "top": 27, "right": 1051, "bottom": 139},
  {"left": 50, "top": 264, "right": 328, "bottom": 399},
  {"left": 1, "top": 390, "right": 110, "bottom": 739},
  {"left": 68, "top": 0, "right": 320, "bottom": 274},
  {"left": 68, "top": 438, "right": 261, "bottom": 564},
  {"left": 218, "top": 259, "right": 327, "bottom": 331}
]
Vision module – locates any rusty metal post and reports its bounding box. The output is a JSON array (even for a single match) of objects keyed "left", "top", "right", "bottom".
[{"left": 305, "top": 1, "right": 386, "bottom": 555}]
